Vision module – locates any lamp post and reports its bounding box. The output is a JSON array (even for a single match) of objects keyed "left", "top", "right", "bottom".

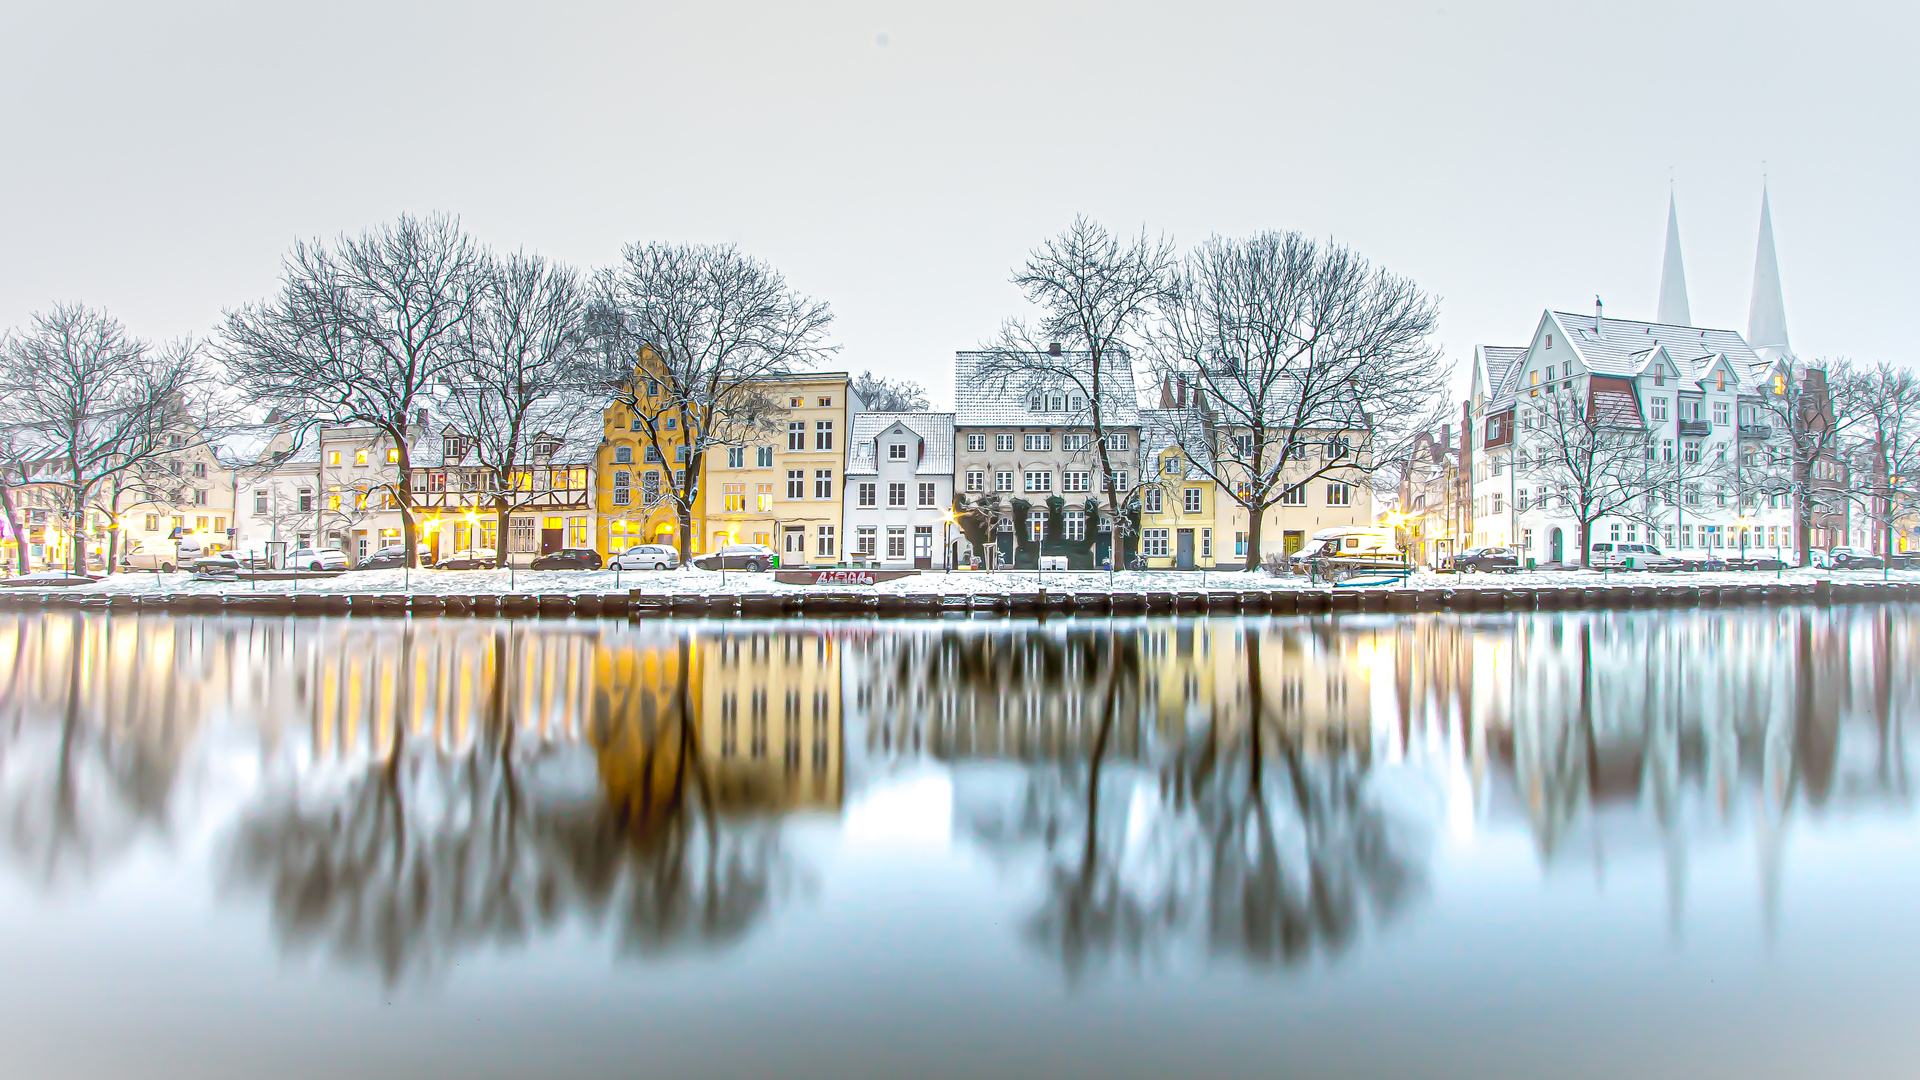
[
  {"left": 942, "top": 509, "right": 957, "bottom": 575},
  {"left": 1734, "top": 512, "right": 1753, "bottom": 569}
]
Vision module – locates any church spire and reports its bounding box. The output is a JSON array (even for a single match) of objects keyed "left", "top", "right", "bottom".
[
  {"left": 1657, "top": 191, "right": 1691, "bottom": 326},
  {"left": 1748, "top": 185, "right": 1791, "bottom": 360}
]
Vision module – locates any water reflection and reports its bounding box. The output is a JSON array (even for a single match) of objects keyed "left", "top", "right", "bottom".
[{"left": 1, "top": 606, "right": 1917, "bottom": 991}]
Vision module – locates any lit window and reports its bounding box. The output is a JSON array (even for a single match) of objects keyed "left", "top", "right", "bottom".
[{"left": 1326, "top": 482, "right": 1352, "bottom": 506}]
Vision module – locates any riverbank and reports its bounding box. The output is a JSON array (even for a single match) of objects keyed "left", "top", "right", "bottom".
[{"left": 1, "top": 565, "right": 1915, "bottom": 618}]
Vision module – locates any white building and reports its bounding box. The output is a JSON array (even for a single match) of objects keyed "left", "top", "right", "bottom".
[
  {"left": 842, "top": 412, "right": 956, "bottom": 568},
  {"left": 1469, "top": 192, "right": 1797, "bottom": 565}
]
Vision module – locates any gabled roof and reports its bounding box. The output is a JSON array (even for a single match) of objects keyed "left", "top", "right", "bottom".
[
  {"left": 952, "top": 351, "right": 1141, "bottom": 429},
  {"left": 1545, "top": 311, "right": 1765, "bottom": 384},
  {"left": 1587, "top": 378, "right": 1645, "bottom": 429},
  {"left": 846, "top": 412, "right": 955, "bottom": 476},
  {"left": 1478, "top": 345, "right": 1528, "bottom": 400},
  {"left": 1139, "top": 408, "right": 1214, "bottom": 480},
  {"left": 418, "top": 391, "right": 600, "bottom": 469}
]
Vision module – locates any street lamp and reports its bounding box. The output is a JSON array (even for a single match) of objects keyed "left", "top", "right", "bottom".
[
  {"left": 1734, "top": 512, "right": 1753, "bottom": 567},
  {"left": 942, "top": 509, "right": 957, "bottom": 575}
]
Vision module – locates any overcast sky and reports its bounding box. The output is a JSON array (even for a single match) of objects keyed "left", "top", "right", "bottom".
[{"left": 2, "top": 0, "right": 1912, "bottom": 403}]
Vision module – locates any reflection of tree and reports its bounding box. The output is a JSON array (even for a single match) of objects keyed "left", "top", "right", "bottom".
[
  {"left": 225, "top": 629, "right": 790, "bottom": 986},
  {"left": 961, "top": 626, "right": 1431, "bottom": 981}
]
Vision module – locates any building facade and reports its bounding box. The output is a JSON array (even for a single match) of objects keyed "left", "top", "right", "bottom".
[
  {"left": 701, "top": 372, "right": 861, "bottom": 566},
  {"left": 842, "top": 411, "right": 956, "bottom": 569}
]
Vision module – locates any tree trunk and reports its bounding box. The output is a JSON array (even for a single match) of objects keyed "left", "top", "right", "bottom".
[
  {"left": 392, "top": 431, "right": 421, "bottom": 569},
  {"left": 493, "top": 492, "right": 511, "bottom": 568},
  {"left": 1242, "top": 500, "right": 1265, "bottom": 572},
  {"left": 68, "top": 484, "right": 88, "bottom": 576},
  {"left": 1577, "top": 516, "right": 1591, "bottom": 568}
]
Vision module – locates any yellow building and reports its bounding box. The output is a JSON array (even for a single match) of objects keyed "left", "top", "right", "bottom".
[
  {"left": 702, "top": 372, "right": 859, "bottom": 566},
  {"left": 596, "top": 350, "right": 703, "bottom": 557},
  {"left": 1138, "top": 409, "right": 1221, "bottom": 569}
]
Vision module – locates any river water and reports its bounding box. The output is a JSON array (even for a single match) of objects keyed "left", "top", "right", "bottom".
[{"left": 0, "top": 607, "right": 1915, "bottom": 1079}]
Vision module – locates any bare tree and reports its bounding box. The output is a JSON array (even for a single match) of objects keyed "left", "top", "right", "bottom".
[
  {"left": 852, "top": 371, "right": 930, "bottom": 412},
  {"left": 1516, "top": 387, "right": 1722, "bottom": 567},
  {"left": 1151, "top": 232, "right": 1446, "bottom": 570},
  {"left": 222, "top": 213, "right": 485, "bottom": 568},
  {"left": 0, "top": 304, "right": 206, "bottom": 574},
  {"left": 976, "top": 217, "right": 1175, "bottom": 553},
  {"left": 582, "top": 242, "right": 835, "bottom": 562},
  {"left": 444, "top": 252, "right": 591, "bottom": 567},
  {"left": 1747, "top": 357, "right": 1869, "bottom": 565},
  {"left": 1837, "top": 362, "right": 1920, "bottom": 559}
]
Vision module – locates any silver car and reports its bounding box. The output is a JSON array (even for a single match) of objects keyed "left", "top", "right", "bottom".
[{"left": 608, "top": 544, "right": 680, "bottom": 571}]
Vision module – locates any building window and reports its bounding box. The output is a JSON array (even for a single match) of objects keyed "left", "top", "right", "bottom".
[
  {"left": 816, "top": 421, "right": 834, "bottom": 450},
  {"left": 728, "top": 446, "right": 745, "bottom": 468},
  {"left": 1063, "top": 470, "right": 1090, "bottom": 493},
  {"left": 1183, "top": 488, "right": 1202, "bottom": 513},
  {"left": 888, "top": 482, "right": 906, "bottom": 506},
  {"left": 1108, "top": 471, "right": 1129, "bottom": 491},
  {"left": 1064, "top": 509, "right": 1086, "bottom": 541},
  {"left": 967, "top": 434, "right": 986, "bottom": 453},
  {"left": 995, "top": 470, "right": 1014, "bottom": 492},
  {"left": 1063, "top": 433, "right": 1091, "bottom": 452},
  {"left": 887, "top": 527, "right": 907, "bottom": 559},
  {"left": 757, "top": 446, "right": 774, "bottom": 467},
  {"left": 1235, "top": 531, "right": 1247, "bottom": 556},
  {"left": 1142, "top": 529, "right": 1169, "bottom": 558},
  {"left": 1683, "top": 440, "right": 1701, "bottom": 464},
  {"left": 966, "top": 470, "right": 984, "bottom": 493},
  {"left": 1024, "top": 434, "right": 1052, "bottom": 452},
  {"left": 1650, "top": 397, "right": 1668, "bottom": 421},
  {"left": 888, "top": 442, "right": 908, "bottom": 460},
  {"left": 1522, "top": 528, "right": 1533, "bottom": 550},
  {"left": 918, "top": 482, "right": 936, "bottom": 507},
  {"left": 817, "top": 525, "right": 835, "bottom": 557},
  {"left": 1517, "top": 488, "right": 1529, "bottom": 511},
  {"left": 1280, "top": 484, "right": 1306, "bottom": 506},
  {"left": 914, "top": 525, "right": 932, "bottom": 558},
  {"left": 756, "top": 483, "right": 773, "bottom": 511},
  {"left": 788, "top": 422, "right": 806, "bottom": 450},
  {"left": 644, "top": 445, "right": 661, "bottom": 463},
  {"left": 1491, "top": 492, "right": 1504, "bottom": 514},
  {"left": 724, "top": 484, "right": 747, "bottom": 512},
  {"left": 614, "top": 445, "right": 632, "bottom": 464},
  {"left": 297, "top": 488, "right": 313, "bottom": 512},
  {"left": 857, "top": 526, "right": 877, "bottom": 555},
  {"left": 1713, "top": 401, "right": 1730, "bottom": 425},
  {"left": 815, "top": 470, "right": 833, "bottom": 499},
  {"left": 788, "top": 470, "right": 806, "bottom": 499},
  {"left": 1143, "top": 487, "right": 1162, "bottom": 514},
  {"left": 819, "top": 397, "right": 832, "bottom": 407},
  {"left": 858, "top": 482, "right": 876, "bottom": 507},
  {"left": 612, "top": 470, "right": 631, "bottom": 505},
  {"left": 1201, "top": 529, "right": 1212, "bottom": 558},
  {"left": 1327, "top": 482, "right": 1351, "bottom": 506},
  {"left": 143, "top": 514, "right": 158, "bottom": 532},
  {"left": 327, "top": 450, "right": 341, "bottom": 466},
  {"left": 1028, "top": 511, "right": 1046, "bottom": 541},
  {"left": 1024, "top": 471, "right": 1052, "bottom": 493},
  {"left": 643, "top": 470, "right": 662, "bottom": 504},
  {"left": 252, "top": 490, "right": 267, "bottom": 515},
  {"left": 995, "top": 434, "right": 1015, "bottom": 452}
]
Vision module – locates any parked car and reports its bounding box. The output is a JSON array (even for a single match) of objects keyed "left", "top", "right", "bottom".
[
  {"left": 529, "top": 548, "right": 603, "bottom": 571},
  {"left": 1589, "top": 542, "right": 1682, "bottom": 570},
  {"left": 1826, "top": 546, "right": 1885, "bottom": 570},
  {"left": 436, "top": 548, "right": 499, "bottom": 570},
  {"left": 1446, "top": 546, "right": 1519, "bottom": 573},
  {"left": 1288, "top": 527, "right": 1402, "bottom": 568},
  {"left": 192, "top": 553, "right": 241, "bottom": 579},
  {"left": 1725, "top": 555, "right": 1790, "bottom": 571},
  {"left": 693, "top": 543, "right": 777, "bottom": 571},
  {"left": 287, "top": 547, "right": 351, "bottom": 572},
  {"left": 352, "top": 543, "right": 433, "bottom": 571},
  {"left": 607, "top": 544, "right": 680, "bottom": 571},
  {"left": 121, "top": 539, "right": 200, "bottom": 573}
]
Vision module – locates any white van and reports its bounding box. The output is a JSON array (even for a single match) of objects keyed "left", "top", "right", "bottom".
[
  {"left": 1589, "top": 541, "right": 1680, "bottom": 570},
  {"left": 121, "top": 537, "right": 200, "bottom": 573},
  {"left": 1290, "top": 526, "right": 1402, "bottom": 566}
]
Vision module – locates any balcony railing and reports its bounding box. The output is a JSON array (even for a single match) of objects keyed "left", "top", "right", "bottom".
[
  {"left": 1738, "top": 423, "right": 1774, "bottom": 439},
  {"left": 1677, "top": 420, "right": 1712, "bottom": 437}
]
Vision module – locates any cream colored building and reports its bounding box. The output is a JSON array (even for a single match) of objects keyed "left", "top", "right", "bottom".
[{"left": 702, "top": 372, "right": 863, "bottom": 566}]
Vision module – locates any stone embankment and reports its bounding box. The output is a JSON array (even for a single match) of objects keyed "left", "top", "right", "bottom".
[{"left": 0, "top": 579, "right": 1914, "bottom": 619}]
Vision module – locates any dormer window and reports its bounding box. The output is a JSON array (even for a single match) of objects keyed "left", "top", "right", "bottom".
[
  {"left": 1655, "top": 365, "right": 1665, "bottom": 386},
  {"left": 888, "top": 443, "right": 908, "bottom": 460},
  {"left": 1028, "top": 393, "right": 1044, "bottom": 411},
  {"left": 443, "top": 436, "right": 464, "bottom": 460},
  {"left": 1049, "top": 394, "right": 1065, "bottom": 411}
]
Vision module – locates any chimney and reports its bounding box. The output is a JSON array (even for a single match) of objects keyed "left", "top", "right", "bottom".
[
  {"left": 1594, "top": 295, "right": 1604, "bottom": 337},
  {"left": 1048, "top": 342, "right": 1062, "bottom": 357}
]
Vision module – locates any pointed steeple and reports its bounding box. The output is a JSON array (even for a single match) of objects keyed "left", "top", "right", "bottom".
[
  {"left": 1657, "top": 191, "right": 1691, "bottom": 326},
  {"left": 1748, "top": 185, "right": 1791, "bottom": 360}
]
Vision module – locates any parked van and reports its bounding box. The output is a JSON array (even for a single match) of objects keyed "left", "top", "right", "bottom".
[
  {"left": 121, "top": 538, "right": 200, "bottom": 573},
  {"left": 1588, "top": 541, "right": 1680, "bottom": 570},
  {"left": 1290, "top": 527, "right": 1403, "bottom": 566}
]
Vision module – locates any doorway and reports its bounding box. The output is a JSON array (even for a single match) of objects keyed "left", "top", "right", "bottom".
[
  {"left": 1283, "top": 530, "right": 1305, "bottom": 556},
  {"left": 784, "top": 526, "right": 805, "bottom": 562},
  {"left": 1549, "top": 527, "right": 1564, "bottom": 564},
  {"left": 1176, "top": 529, "right": 1195, "bottom": 569},
  {"left": 541, "top": 516, "right": 565, "bottom": 554}
]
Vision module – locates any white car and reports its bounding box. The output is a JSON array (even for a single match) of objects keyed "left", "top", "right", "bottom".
[
  {"left": 436, "top": 548, "right": 499, "bottom": 570},
  {"left": 287, "top": 547, "right": 351, "bottom": 572},
  {"left": 608, "top": 544, "right": 680, "bottom": 571},
  {"left": 1588, "top": 542, "right": 1681, "bottom": 570}
]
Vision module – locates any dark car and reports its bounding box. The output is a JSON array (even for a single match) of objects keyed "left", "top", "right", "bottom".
[
  {"left": 1827, "top": 546, "right": 1886, "bottom": 570},
  {"left": 1446, "top": 546, "right": 1519, "bottom": 573},
  {"left": 1726, "top": 555, "right": 1790, "bottom": 571},
  {"left": 692, "top": 543, "right": 778, "bottom": 571},
  {"left": 529, "top": 548, "right": 603, "bottom": 571}
]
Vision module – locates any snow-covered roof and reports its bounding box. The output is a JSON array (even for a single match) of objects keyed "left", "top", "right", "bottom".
[
  {"left": 1548, "top": 312, "right": 1764, "bottom": 385},
  {"left": 952, "top": 350, "right": 1141, "bottom": 429},
  {"left": 1139, "top": 408, "right": 1213, "bottom": 480},
  {"left": 847, "top": 412, "right": 955, "bottom": 476},
  {"left": 1480, "top": 346, "right": 1527, "bottom": 399},
  {"left": 416, "top": 391, "right": 601, "bottom": 469}
]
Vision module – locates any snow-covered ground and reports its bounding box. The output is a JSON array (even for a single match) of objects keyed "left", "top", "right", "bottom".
[{"left": 9, "top": 564, "right": 1917, "bottom": 597}]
